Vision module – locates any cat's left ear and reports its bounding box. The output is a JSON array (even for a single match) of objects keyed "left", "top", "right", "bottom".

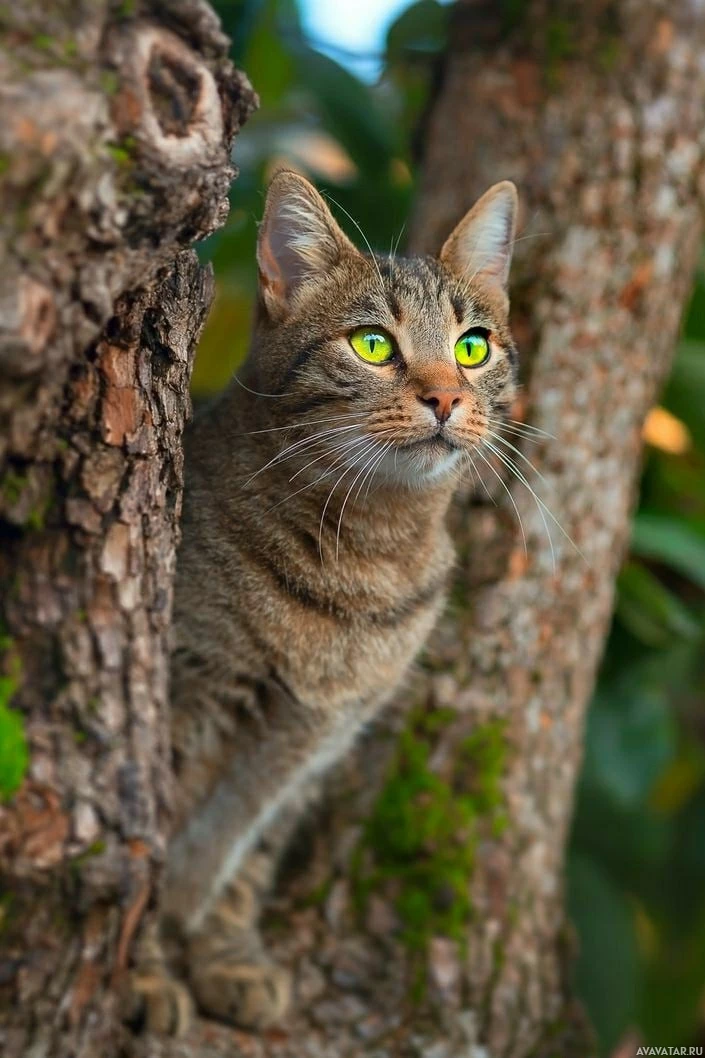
[
  {"left": 257, "top": 170, "right": 361, "bottom": 319},
  {"left": 439, "top": 181, "right": 518, "bottom": 291}
]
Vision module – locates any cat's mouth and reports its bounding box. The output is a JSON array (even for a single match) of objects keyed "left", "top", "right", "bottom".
[
  {"left": 373, "top": 430, "right": 465, "bottom": 487},
  {"left": 397, "top": 432, "right": 460, "bottom": 453}
]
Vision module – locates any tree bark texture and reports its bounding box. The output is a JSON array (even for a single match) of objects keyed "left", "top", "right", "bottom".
[
  {"left": 0, "top": 3, "right": 255, "bottom": 1056},
  {"left": 135, "top": 4, "right": 705, "bottom": 1057}
]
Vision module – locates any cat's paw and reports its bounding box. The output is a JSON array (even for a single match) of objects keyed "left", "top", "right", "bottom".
[
  {"left": 189, "top": 957, "right": 291, "bottom": 1030},
  {"left": 123, "top": 967, "right": 195, "bottom": 1037}
]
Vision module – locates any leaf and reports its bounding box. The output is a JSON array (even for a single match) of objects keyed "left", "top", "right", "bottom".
[
  {"left": 682, "top": 258, "right": 705, "bottom": 341},
  {"left": 616, "top": 561, "right": 701, "bottom": 646},
  {"left": 640, "top": 896, "right": 705, "bottom": 1046},
  {"left": 571, "top": 779, "right": 670, "bottom": 897},
  {"left": 241, "top": 0, "right": 298, "bottom": 107},
  {"left": 662, "top": 339, "right": 705, "bottom": 449},
  {"left": 567, "top": 854, "right": 640, "bottom": 1057},
  {"left": 217, "top": 0, "right": 270, "bottom": 63},
  {"left": 191, "top": 285, "right": 253, "bottom": 396},
  {"left": 382, "top": 1, "right": 448, "bottom": 150},
  {"left": 580, "top": 680, "right": 677, "bottom": 811},
  {"left": 385, "top": 0, "right": 448, "bottom": 63},
  {"left": 631, "top": 513, "right": 705, "bottom": 592},
  {"left": 0, "top": 695, "right": 28, "bottom": 801},
  {"left": 292, "top": 47, "right": 399, "bottom": 174}
]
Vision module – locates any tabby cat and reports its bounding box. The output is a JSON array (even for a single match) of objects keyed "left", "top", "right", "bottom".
[{"left": 132, "top": 170, "right": 519, "bottom": 1033}]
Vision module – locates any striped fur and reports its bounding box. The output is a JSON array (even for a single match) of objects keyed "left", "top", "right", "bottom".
[{"left": 135, "top": 172, "right": 519, "bottom": 1033}]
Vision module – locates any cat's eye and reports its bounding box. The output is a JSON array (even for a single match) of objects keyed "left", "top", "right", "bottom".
[
  {"left": 454, "top": 329, "right": 491, "bottom": 368},
  {"left": 349, "top": 327, "right": 395, "bottom": 364}
]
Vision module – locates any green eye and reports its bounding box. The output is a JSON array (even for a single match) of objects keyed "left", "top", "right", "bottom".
[
  {"left": 455, "top": 330, "right": 490, "bottom": 368},
  {"left": 349, "top": 327, "right": 395, "bottom": 364}
]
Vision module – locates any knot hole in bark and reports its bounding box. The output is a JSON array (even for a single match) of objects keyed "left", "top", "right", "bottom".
[
  {"left": 147, "top": 47, "right": 201, "bottom": 138},
  {"left": 127, "top": 25, "right": 224, "bottom": 165}
]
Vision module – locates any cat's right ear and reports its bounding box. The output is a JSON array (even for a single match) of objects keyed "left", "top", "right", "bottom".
[
  {"left": 439, "top": 181, "right": 518, "bottom": 293},
  {"left": 257, "top": 171, "right": 360, "bottom": 319}
]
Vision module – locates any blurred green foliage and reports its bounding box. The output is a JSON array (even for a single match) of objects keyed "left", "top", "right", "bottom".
[
  {"left": 206, "top": 1, "right": 705, "bottom": 1051},
  {"left": 197, "top": 0, "right": 436, "bottom": 393}
]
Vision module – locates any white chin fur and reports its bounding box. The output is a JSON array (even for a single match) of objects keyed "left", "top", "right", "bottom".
[{"left": 344, "top": 444, "right": 463, "bottom": 489}]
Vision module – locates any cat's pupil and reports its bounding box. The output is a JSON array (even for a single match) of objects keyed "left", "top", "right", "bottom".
[{"left": 369, "top": 337, "right": 376, "bottom": 353}]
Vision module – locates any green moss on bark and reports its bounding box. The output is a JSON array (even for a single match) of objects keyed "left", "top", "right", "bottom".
[
  {"left": 0, "top": 633, "right": 28, "bottom": 801},
  {"left": 353, "top": 705, "right": 508, "bottom": 993}
]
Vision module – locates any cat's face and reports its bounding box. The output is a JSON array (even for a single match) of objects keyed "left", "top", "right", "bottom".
[{"left": 250, "top": 172, "right": 518, "bottom": 489}]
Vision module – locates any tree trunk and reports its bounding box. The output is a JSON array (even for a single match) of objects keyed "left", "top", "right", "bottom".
[
  {"left": 0, "top": 3, "right": 254, "bottom": 1056},
  {"left": 405, "top": 2, "right": 705, "bottom": 1050},
  {"left": 136, "top": 4, "right": 703, "bottom": 1058}
]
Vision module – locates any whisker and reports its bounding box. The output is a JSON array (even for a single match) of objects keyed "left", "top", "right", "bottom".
[
  {"left": 244, "top": 431, "right": 340, "bottom": 488},
  {"left": 463, "top": 450, "right": 481, "bottom": 494},
  {"left": 240, "top": 412, "right": 362, "bottom": 437},
  {"left": 322, "top": 192, "right": 387, "bottom": 302},
  {"left": 481, "top": 438, "right": 588, "bottom": 569},
  {"left": 471, "top": 447, "right": 528, "bottom": 558},
  {"left": 487, "top": 416, "right": 556, "bottom": 441},
  {"left": 266, "top": 429, "right": 393, "bottom": 516},
  {"left": 274, "top": 432, "right": 394, "bottom": 521},
  {"left": 485, "top": 429, "right": 550, "bottom": 487},
  {"left": 361, "top": 440, "right": 394, "bottom": 503},
  {"left": 274, "top": 426, "right": 371, "bottom": 470},
  {"left": 242, "top": 424, "right": 364, "bottom": 487},
  {"left": 233, "top": 375, "right": 287, "bottom": 399},
  {"left": 288, "top": 431, "right": 376, "bottom": 483},
  {"left": 480, "top": 437, "right": 556, "bottom": 571},
  {"left": 318, "top": 442, "right": 379, "bottom": 564},
  {"left": 264, "top": 438, "right": 371, "bottom": 516},
  {"left": 391, "top": 221, "right": 406, "bottom": 264},
  {"left": 335, "top": 440, "right": 392, "bottom": 561},
  {"left": 265, "top": 469, "right": 338, "bottom": 518},
  {"left": 485, "top": 422, "right": 543, "bottom": 445},
  {"left": 510, "top": 231, "right": 551, "bottom": 247},
  {"left": 352, "top": 438, "right": 392, "bottom": 507},
  {"left": 461, "top": 450, "right": 497, "bottom": 506}
]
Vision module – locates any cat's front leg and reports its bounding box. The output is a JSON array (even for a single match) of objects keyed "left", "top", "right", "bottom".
[
  {"left": 126, "top": 828, "right": 295, "bottom": 1036},
  {"left": 147, "top": 675, "right": 332, "bottom": 1032},
  {"left": 184, "top": 808, "right": 301, "bottom": 1030},
  {"left": 163, "top": 674, "right": 330, "bottom": 933}
]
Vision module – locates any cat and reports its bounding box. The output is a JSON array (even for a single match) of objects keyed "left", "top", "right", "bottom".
[{"left": 131, "top": 170, "right": 519, "bottom": 1034}]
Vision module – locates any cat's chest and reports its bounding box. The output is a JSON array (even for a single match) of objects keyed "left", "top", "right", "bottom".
[
  {"left": 250, "top": 535, "right": 454, "bottom": 712},
  {"left": 283, "top": 590, "right": 441, "bottom": 716}
]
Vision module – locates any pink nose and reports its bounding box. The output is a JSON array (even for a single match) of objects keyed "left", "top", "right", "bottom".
[{"left": 418, "top": 389, "right": 463, "bottom": 424}]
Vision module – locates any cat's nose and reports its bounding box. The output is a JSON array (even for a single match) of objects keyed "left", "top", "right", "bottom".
[{"left": 417, "top": 389, "right": 463, "bottom": 424}]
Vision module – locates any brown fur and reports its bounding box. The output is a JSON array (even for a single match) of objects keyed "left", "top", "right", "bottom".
[{"left": 131, "top": 172, "right": 519, "bottom": 1033}]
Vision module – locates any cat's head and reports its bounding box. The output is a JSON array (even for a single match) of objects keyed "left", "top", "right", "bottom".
[{"left": 249, "top": 170, "right": 518, "bottom": 488}]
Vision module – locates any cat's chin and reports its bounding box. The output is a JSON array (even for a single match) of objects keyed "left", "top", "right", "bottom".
[{"left": 374, "top": 442, "right": 464, "bottom": 489}]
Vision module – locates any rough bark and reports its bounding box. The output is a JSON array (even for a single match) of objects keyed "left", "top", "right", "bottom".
[
  {"left": 135, "top": 3, "right": 705, "bottom": 1057},
  {"left": 0, "top": 3, "right": 255, "bottom": 1056}
]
